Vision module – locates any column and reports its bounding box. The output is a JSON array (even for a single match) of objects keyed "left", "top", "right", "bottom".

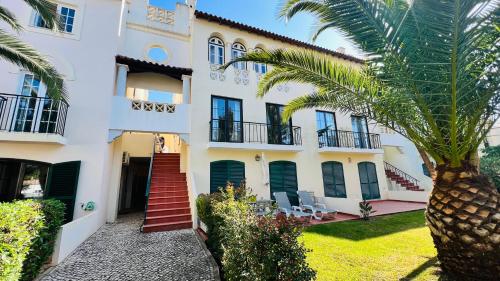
[
  {"left": 181, "top": 74, "right": 192, "bottom": 104},
  {"left": 116, "top": 63, "right": 129, "bottom": 97}
]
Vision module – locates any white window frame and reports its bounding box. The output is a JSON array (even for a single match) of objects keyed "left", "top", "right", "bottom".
[
  {"left": 28, "top": 1, "right": 82, "bottom": 40},
  {"left": 209, "top": 37, "right": 225, "bottom": 65},
  {"left": 253, "top": 48, "right": 267, "bottom": 74},
  {"left": 231, "top": 42, "right": 247, "bottom": 70}
]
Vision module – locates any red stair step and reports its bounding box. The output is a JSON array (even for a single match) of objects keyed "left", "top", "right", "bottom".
[
  {"left": 147, "top": 207, "right": 191, "bottom": 217},
  {"left": 143, "top": 221, "right": 192, "bottom": 233},
  {"left": 145, "top": 214, "right": 192, "bottom": 225},
  {"left": 148, "top": 196, "right": 189, "bottom": 204},
  {"left": 148, "top": 201, "right": 190, "bottom": 210}
]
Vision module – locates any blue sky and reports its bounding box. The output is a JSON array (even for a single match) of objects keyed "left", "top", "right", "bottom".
[{"left": 149, "top": 0, "right": 362, "bottom": 57}]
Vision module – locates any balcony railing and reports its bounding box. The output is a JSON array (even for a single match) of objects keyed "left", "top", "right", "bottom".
[
  {"left": 317, "top": 129, "right": 381, "bottom": 149},
  {"left": 210, "top": 120, "right": 302, "bottom": 145},
  {"left": 0, "top": 94, "right": 69, "bottom": 136}
]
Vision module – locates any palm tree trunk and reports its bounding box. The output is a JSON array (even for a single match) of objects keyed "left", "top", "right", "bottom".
[{"left": 426, "top": 162, "right": 500, "bottom": 280}]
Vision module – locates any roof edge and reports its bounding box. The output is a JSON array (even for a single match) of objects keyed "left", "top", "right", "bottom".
[{"left": 194, "top": 10, "right": 364, "bottom": 64}]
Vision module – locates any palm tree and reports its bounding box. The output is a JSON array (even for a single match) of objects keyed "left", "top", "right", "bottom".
[
  {"left": 224, "top": 0, "right": 499, "bottom": 279},
  {"left": 0, "top": 0, "right": 66, "bottom": 99}
]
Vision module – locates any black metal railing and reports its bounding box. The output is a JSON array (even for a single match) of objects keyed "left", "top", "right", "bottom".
[
  {"left": 210, "top": 119, "right": 302, "bottom": 145},
  {"left": 0, "top": 93, "right": 69, "bottom": 136},
  {"left": 317, "top": 129, "right": 381, "bottom": 149},
  {"left": 384, "top": 161, "right": 420, "bottom": 187}
]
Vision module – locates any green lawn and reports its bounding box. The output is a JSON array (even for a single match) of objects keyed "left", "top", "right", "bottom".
[{"left": 302, "top": 211, "right": 443, "bottom": 281}]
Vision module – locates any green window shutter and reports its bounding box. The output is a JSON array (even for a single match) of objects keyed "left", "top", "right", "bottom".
[
  {"left": 322, "top": 161, "right": 346, "bottom": 198},
  {"left": 44, "top": 161, "right": 81, "bottom": 223},
  {"left": 210, "top": 160, "right": 245, "bottom": 193},
  {"left": 358, "top": 162, "right": 380, "bottom": 200},
  {"left": 269, "top": 161, "right": 298, "bottom": 206}
]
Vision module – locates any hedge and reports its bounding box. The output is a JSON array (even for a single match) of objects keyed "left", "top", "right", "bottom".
[{"left": 0, "top": 199, "right": 65, "bottom": 281}]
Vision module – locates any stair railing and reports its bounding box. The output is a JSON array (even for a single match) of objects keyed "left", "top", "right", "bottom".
[
  {"left": 383, "top": 161, "right": 420, "bottom": 188},
  {"left": 142, "top": 134, "right": 158, "bottom": 230}
]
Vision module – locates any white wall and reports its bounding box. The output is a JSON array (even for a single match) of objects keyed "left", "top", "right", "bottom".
[{"left": 188, "top": 19, "right": 389, "bottom": 213}]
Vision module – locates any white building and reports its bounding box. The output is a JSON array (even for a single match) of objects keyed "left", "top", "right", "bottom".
[{"left": 0, "top": 0, "right": 432, "bottom": 264}]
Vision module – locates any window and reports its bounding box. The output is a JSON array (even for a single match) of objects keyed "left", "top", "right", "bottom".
[
  {"left": 210, "top": 160, "right": 245, "bottom": 193},
  {"left": 422, "top": 163, "right": 431, "bottom": 177},
  {"left": 59, "top": 7, "right": 76, "bottom": 33},
  {"left": 231, "top": 42, "right": 247, "bottom": 70},
  {"left": 266, "top": 103, "right": 293, "bottom": 145},
  {"left": 211, "top": 96, "right": 243, "bottom": 142},
  {"left": 351, "top": 115, "right": 370, "bottom": 148},
  {"left": 322, "top": 161, "right": 346, "bottom": 198},
  {"left": 358, "top": 162, "right": 380, "bottom": 200},
  {"left": 33, "top": 4, "right": 76, "bottom": 34},
  {"left": 253, "top": 48, "right": 267, "bottom": 74},
  {"left": 208, "top": 37, "right": 224, "bottom": 65},
  {"left": 269, "top": 161, "right": 299, "bottom": 206},
  {"left": 147, "top": 47, "right": 168, "bottom": 63},
  {"left": 317, "top": 111, "right": 338, "bottom": 147}
]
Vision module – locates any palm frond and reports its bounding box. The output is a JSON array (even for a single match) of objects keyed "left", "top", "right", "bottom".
[
  {"left": 0, "top": 6, "right": 22, "bottom": 32},
  {"left": 0, "top": 30, "right": 66, "bottom": 99}
]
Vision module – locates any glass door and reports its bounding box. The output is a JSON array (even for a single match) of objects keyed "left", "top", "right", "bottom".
[
  {"left": 14, "top": 74, "right": 41, "bottom": 132},
  {"left": 351, "top": 115, "right": 369, "bottom": 148},
  {"left": 358, "top": 162, "right": 380, "bottom": 200},
  {"left": 211, "top": 96, "right": 242, "bottom": 142},
  {"left": 316, "top": 111, "right": 337, "bottom": 147},
  {"left": 266, "top": 103, "right": 292, "bottom": 145}
]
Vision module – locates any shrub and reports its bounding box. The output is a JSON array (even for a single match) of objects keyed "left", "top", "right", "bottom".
[
  {"left": 21, "top": 199, "right": 65, "bottom": 281},
  {"left": 481, "top": 145, "right": 500, "bottom": 191},
  {"left": 359, "top": 200, "right": 375, "bottom": 220},
  {"left": 0, "top": 200, "right": 65, "bottom": 281},
  {"left": 247, "top": 214, "right": 316, "bottom": 281},
  {"left": 198, "top": 183, "right": 316, "bottom": 281}
]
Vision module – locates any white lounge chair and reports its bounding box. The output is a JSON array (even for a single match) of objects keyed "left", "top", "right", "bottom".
[
  {"left": 297, "top": 191, "right": 338, "bottom": 220},
  {"left": 273, "top": 192, "right": 311, "bottom": 218}
]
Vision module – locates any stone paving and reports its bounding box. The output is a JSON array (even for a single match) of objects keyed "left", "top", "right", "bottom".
[{"left": 39, "top": 213, "right": 218, "bottom": 281}]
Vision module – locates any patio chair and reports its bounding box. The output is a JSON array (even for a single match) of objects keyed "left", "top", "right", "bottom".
[
  {"left": 297, "top": 191, "right": 338, "bottom": 220},
  {"left": 273, "top": 192, "right": 311, "bottom": 218}
]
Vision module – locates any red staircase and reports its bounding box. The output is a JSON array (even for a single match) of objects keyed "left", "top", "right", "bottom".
[
  {"left": 143, "top": 153, "right": 192, "bottom": 233},
  {"left": 384, "top": 162, "right": 425, "bottom": 191}
]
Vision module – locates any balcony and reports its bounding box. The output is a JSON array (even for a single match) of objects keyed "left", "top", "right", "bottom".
[
  {"left": 208, "top": 120, "right": 303, "bottom": 152},
  {"left": 317, "top": 129, "right": 383, "bottom": 154},
  {"left": 0, "top": 94, "right": 68, "bottom": 144}
]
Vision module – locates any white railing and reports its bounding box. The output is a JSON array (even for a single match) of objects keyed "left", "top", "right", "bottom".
[
  {"left": 147, "top": 6, "right": 175, "bottom": 25},
  {"left": 131, "top": 100, "right": 176, "bottom": 113}
]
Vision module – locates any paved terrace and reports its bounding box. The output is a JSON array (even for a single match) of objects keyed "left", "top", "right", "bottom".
[
  {"left": 309, "top": 200, "right": 427, "bottom": 225},
  {"left": 39, "top": 213, "right": 218, "bottom": 281}
]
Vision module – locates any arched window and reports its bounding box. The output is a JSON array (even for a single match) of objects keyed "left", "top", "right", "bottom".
[
  {"left": 210, "top": 160, "right": 245, "bottom": 193},
  {"left": 321, "top": 161, "right": 346, "bottom": 198},
  {"left": 253, "top": 48, "right": 267, "bottom": 74},
  {"left": 231, "top": 42, "right": 247, "bottom": 70},
  {"left": 208, "top": 37, "right": 224, "bottom": 65},
  {"left": 358, "top": 162, "right": 380, "bottom": 200}
]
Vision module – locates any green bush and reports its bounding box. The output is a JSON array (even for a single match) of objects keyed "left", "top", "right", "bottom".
[
  {"left": 481, "top": 145, "right": 500, "bottom": 191},
  {"left": 0, "top": 199, "right": 65, "bottom": 281},
  {"left": 198, "top": 183, "right": 316, "bottom": 281},
  {"left": 21, "top": 199, "right": 65, "bottom": 281}
]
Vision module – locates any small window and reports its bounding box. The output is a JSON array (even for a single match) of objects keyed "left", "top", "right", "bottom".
[
  {"left": 231, "top": 42, "right": 247, "bottom": 70},
  {"left": 59, "top": 7, "right": 76, "bottom": 33},
  {"left": 33, "top": 4, "right": 76, "bottom": 34},
  {"left": 322, "top": 161, "right": 346, "bottom": 198},
  {"left": 147, "top": 47, "right": 168, "bottom": 63},
  {"left": 422, "top": 163, "right": 431, "bottom": 177},
  {"left": 253, "top": 48, "right": 267, "bottom": 74},
  {"left": 208, "top": 37, "right": 224, "bottom": 65}
]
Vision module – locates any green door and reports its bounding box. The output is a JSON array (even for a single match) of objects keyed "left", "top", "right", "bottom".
[
  {"left": 210, "top": 160, "right": 245, "bottom": 193},
  {"left": 358, "top": 162, "right": 380, "bottom": 200},
  {"left": 269, "top": 161, "right": 299, "bottom": 206},
  {"left": 44, "top": 161, "right": 81, "bottom": 223}
]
